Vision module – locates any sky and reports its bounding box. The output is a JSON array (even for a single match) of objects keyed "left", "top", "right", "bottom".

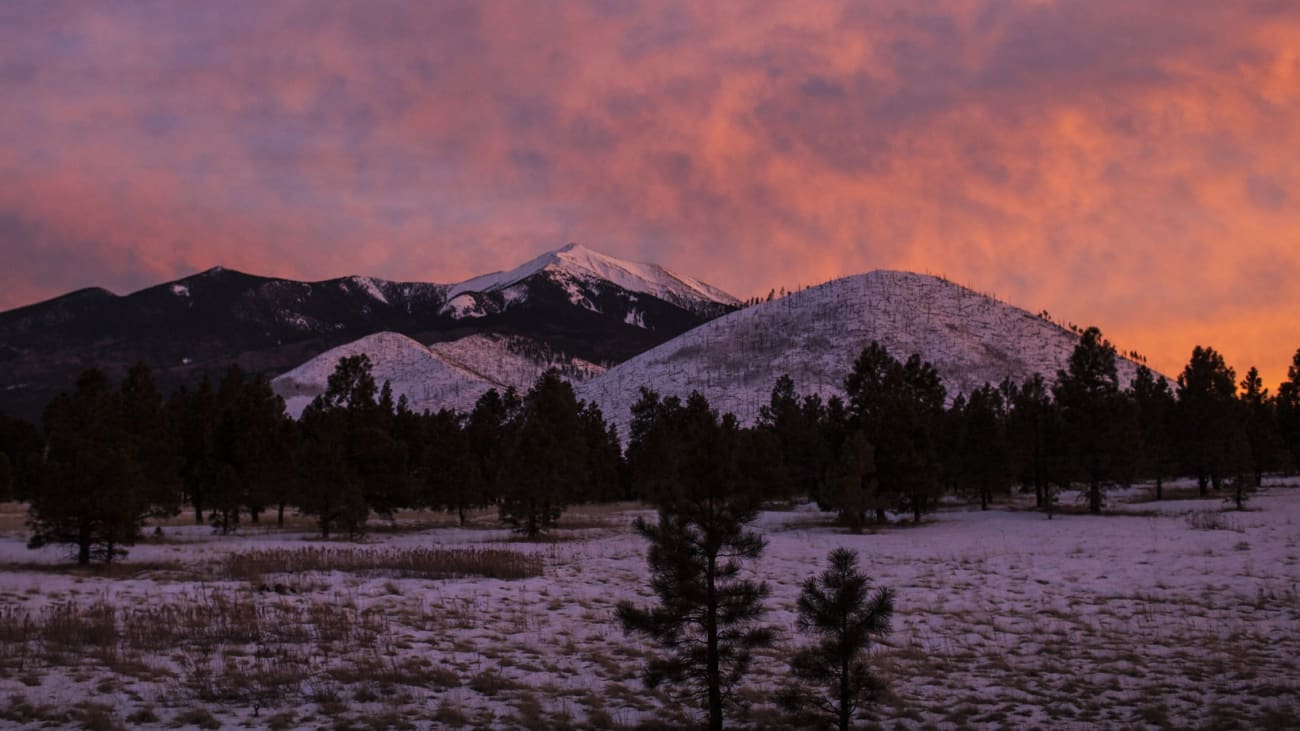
[{"left": 1, "top": 1, "right": 1298, "bottom": 388}]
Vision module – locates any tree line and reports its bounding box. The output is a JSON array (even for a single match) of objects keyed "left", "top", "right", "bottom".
[{"left": 2, "top": 328, "right": 1300, "bottom": 564}]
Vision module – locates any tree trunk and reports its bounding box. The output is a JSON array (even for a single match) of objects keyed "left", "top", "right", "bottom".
[
  {"left": 457, "top": 505, "right": 466, "bottom": 527},
  {"left": 276, "top": 502, "right": 286, "bottom": 528},
  {"left": 1198, "top": 473, "right": 1208, "bottom": 496},
  {"left": 1155, "top": 476, "right": 1163, "bottom": 501},
  {"left": 839, "top": 650, "right": 850, "bottom": 731},
  {"left": 1089, "top": 479, "right": 1101, "bottom": 514},
  {"left": 77, "top": 522, "right": 92, "bottom": 566},
  {"left": 706, "top": 553, "right": 722, "bottom": 731}
]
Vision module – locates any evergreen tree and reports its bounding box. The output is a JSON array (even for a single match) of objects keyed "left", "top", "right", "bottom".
[
  {"left": 1129, "top": 366, "right": 1177, "bottom": 499},
  {"left": 618, "top": 392, "right": 773, "bottom": 731},
  {"left": 756, "top": 375, "right": 827, "bottom": 501},
  {"left": 466, "top": 387, "right": 521, "bottom": 507},
  {"left": 577, "top": 402, "right": 623, "bottom": 503},
  {"left": 0, "top": 453, "right": 11, "bottom": 501},
  {"left": 118, "top": 363, "right": 181, "bottom": 518},
  {"left": 498, "top": 370, "right": 587, "bottom": 536},
  {"left": 1277, "top": 348, "right": 1300, "bottom": 472},
  {"left": 296, "top": 355, "right": 407, "bottom": 538},
  {"left": 1005, "top": 375, "right": 1061, "bottom": 511},
  {"left": 1239, "top": 366, "right": 1283, "bottom": 487},
  {"left": 0, "top": 412, "right": 42, "bottom": 502},
  {"left": 208, "top": 367, "right": 293, "bottom": 533},
  {"left": 1174, "top": 346, "right": 1242, "bottom": 494},
  {"left": 29, "top": 370, "right": 158, "bottom": 564},
  {"left": 1052, "top": 327, "right": 1139, "bottom": 514},
  {"left": 844, "top": 344, "right": 946, "bottom": 523},
  {"left": 779, "top": 548, "right": 895, "bottom": 731},
  {"left": 957, "top": 384, "right": 1013, "bottom": 510},
  {"left": 824, "top": 430, "right": 876, "bottom": 533},
  {"left": 167, "top": 377, "right": 220, "bottom": 524},
  {"left": 422, "top": 409, "right": 484, "bottom": 526}
]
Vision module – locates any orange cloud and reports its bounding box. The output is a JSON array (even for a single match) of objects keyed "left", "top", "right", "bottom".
[{"left": 0, "top": 1, "right": 1297, "bottom": 387}]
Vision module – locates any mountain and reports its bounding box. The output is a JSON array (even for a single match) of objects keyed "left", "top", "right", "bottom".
[
  {"left": 0, "top": 245, "right": 738, "bottom": 422},
  {"left": 272, "top": 331, "right": 604, "bottom": 418},
  {"left": 577, "top": 270, "right": 1150, "bottom": 437}
]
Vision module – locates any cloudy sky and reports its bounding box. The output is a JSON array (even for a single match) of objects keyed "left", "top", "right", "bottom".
[{"left": 1, "top": 1, "right": 1297, "bottom": 386}]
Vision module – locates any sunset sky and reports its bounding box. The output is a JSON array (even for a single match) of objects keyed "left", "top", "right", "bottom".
[{"left": 1, "top": 1, "right": 1297, "bottom": 387}]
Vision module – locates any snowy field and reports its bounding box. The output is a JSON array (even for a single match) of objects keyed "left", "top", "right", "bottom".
[{"left": 1, "top": 483, "right": 1297, "bottom": 730}]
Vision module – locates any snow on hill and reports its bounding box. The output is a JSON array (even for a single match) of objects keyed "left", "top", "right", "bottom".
[
  {"left": 271, "top": 331, "right": 604, "bottom": 418},
  {"left": 578, "top": 270, "right": 1149, "bottom": 435},
  {"left": 446, "top": 243, "right": 740, "bottom": 315}
]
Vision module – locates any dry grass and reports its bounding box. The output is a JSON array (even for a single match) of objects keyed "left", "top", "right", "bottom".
[{"left": 219, "top": 545, "right": 544, "bottom": 582}]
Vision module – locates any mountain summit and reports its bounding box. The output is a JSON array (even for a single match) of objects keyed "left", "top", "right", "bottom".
[{"left": 448, "top": 243, "right": 739, "bottom": 315}]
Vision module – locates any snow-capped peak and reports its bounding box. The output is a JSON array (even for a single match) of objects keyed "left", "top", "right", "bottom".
[{"left": 446, "top": 243, "right": 740, "bottom": 310}]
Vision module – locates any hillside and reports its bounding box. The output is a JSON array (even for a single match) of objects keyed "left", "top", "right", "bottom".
[
  {"left": 578, "top": 270, "right": 1148, "bottom": 435},
  {"left": 272, "top": 332, "right": 604, "bottom": 418}
]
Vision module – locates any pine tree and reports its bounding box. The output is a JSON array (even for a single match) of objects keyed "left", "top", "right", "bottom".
[
  {"left": 757, "top": 375, "right": 828, "bottom": 501},
  {"left": 780, "top": 548, "right": 894, "bottom": 730},
  {"left": 844, "top": 344, "right": 946, "bottom": 523},
  {"left": 618, "top": 392, "right": 773, "bottom": 731},
  {"left": 0, "top": 412, "right": 41, "bottom": 502},
  {"left": 957, "top": 384, "right": 1013, "bottom": 510},
  {"left": 1277, "top": 348, "right": 1300, "bottom": 472},
  {"left": 1239, "top": 366, "right": 1283, "bottom": 487},
  {"left": 422, "top": 409, "right": 484, "bottom": 526},
  {"left": 1129, "top": 366, "right": 1177, "bottom": 499},
  {"left": 29, "top": 370, "right": 158, "bottom": 564},
  {"left": 497, "top": 370, "right": 587, "bottom": 537},
  {"left": 1005, "top": 375, "right": 1061, "bottom": 511},
  {"left": 1053, "top": 327, "right": 1139, "bottom": 514},
  {"left": 167, "top": 377, "right": 220, "bottom": 524},
  {"left": 825, "top": 430, "right": 876, "bottom": 533},
  {"left": 296, "top": 355, "right": 405, "bottom": 538},
  {"left": 1174, "top": 346, "right": 1241, "bottom": 495},
  {"left": 577, "top": 402, "right": 622, "bottom": 503},
  {"left": 0, "top": 452, "right": 11, "bottom": 501}
]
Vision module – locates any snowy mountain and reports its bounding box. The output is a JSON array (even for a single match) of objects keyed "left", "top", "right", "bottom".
[
  {"left": 446, "top": 243, "right": 739, "bottom": 318},
  {"left": 272, "top": 332, "right": 605, "bottom": 418},
  {"left": 0, "top": 245, "right": 735, "bottom": 422},
  {"left": 578, "top": 271, "right": 1150, "bottom": 436}
]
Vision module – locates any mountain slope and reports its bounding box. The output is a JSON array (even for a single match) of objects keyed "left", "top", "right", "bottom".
[
  {"left": 272, "top": 331, "right": 604, "bottom": 417},
  {"left": 0, "top": 245, "right": 736, "bottom": 422},
  {"left": 578, "top": 270, "right": 1149, "bottom": 435}
]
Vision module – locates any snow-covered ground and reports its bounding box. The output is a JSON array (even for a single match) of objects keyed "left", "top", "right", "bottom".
[{"left": 1, "top": 483, "right": 1297, "bottom": 729}]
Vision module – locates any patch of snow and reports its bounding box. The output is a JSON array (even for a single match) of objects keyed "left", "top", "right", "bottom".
[
  {"left": 623, "top": 307, "right": 646, "bottom": 329},
  {"left": 349, "top": 276, "right": 389, "bottom": 305},
  {"left": 170, "top": 284, "right": 190, "bottom": 297},
  {"left": 442, "top": 294, "right": 486, "bottom": 319}
]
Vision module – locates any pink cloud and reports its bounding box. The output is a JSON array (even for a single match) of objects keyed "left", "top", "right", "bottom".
[{"left": 0, "top": 1, "right": 1298, "bottom": 387}]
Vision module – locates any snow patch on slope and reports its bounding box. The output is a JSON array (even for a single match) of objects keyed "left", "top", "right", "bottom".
[{"left": 579, "top": 270, "right": 1150, "bottom": 436}]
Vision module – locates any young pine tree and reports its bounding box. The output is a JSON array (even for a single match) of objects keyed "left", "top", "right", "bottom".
[
  {"left": 618, "top": 392, "right": 773, "bottom": 731},
  {"left": 780, "top": 548, "right": 895, "bottom": 731}
]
